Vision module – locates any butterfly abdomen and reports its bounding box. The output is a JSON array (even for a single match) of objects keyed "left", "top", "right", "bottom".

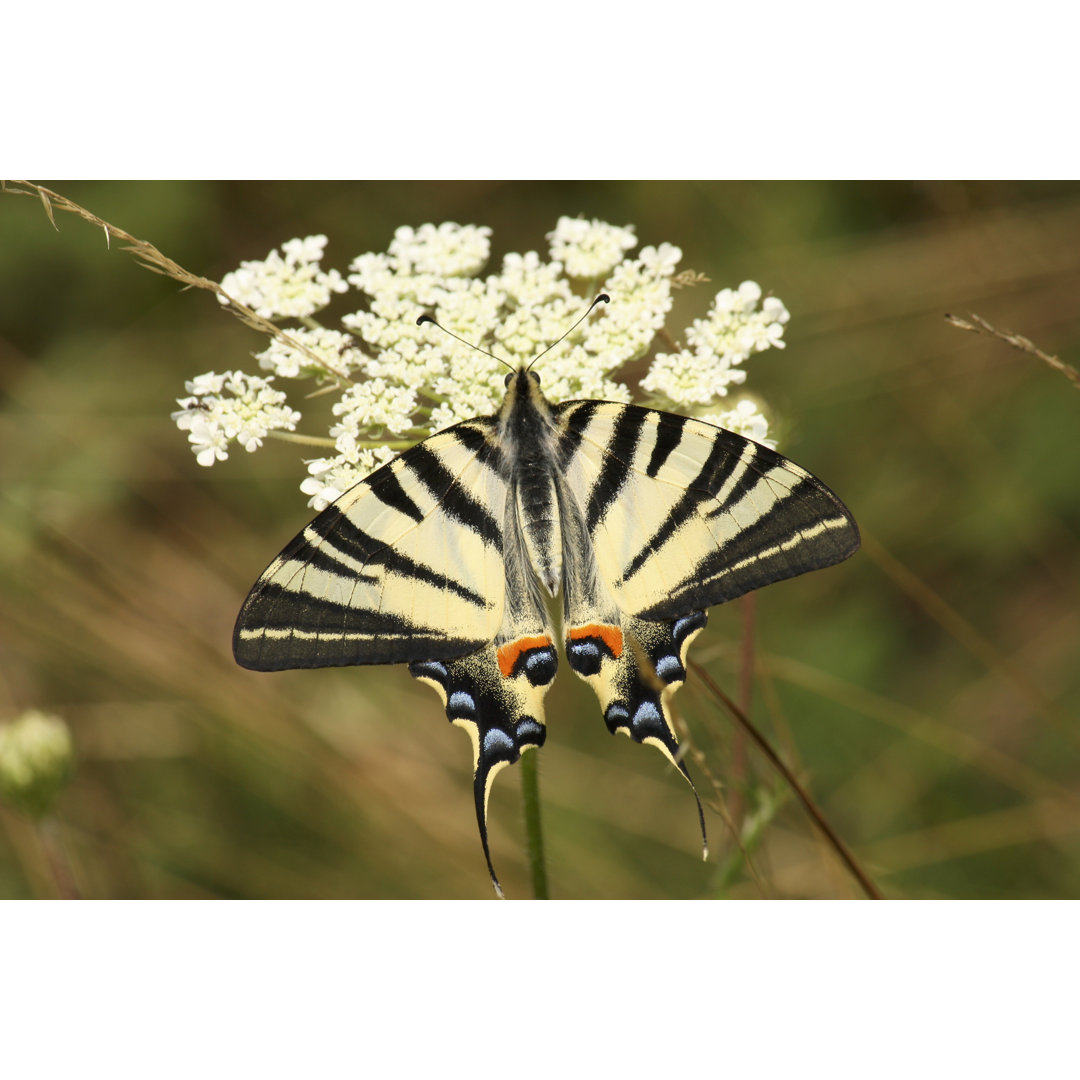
[{"left": 499, "top": 368, "right": 565, "bottom": 598}]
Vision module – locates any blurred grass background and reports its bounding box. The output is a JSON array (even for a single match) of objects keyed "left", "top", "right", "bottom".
[{"left": 1, "top": 180, "right": 1078, "bottom": 899}]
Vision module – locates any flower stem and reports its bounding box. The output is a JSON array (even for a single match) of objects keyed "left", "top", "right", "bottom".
[
  {"left": 519, "top": 749, "right": 549, "bottom": 899},
  {"left": 266, "top": 430, "right": 337, "bottom": 448}
]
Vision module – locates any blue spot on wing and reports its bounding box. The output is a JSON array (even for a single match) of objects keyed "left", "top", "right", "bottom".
[
  {"left": 633, "top": 700, "right": 662, "bottom": 725},
  {"left": 523, "top": 648, "right": 557, "bottom": 685},
  {"left": 448, "top": 690, "right": 476, "bottom": 717},
  {"left": 673, "top": 612, "right": 707, "bottom": 641},
  {"left": 630, "top": 699, "right": 668, "bottom": 742},
  {"left": 482, "top": 728, "right": 516, "bottom": 758},
  {"left": 654, "top": 654, "right": 682, "bottom": 680},
  {"left": 604, "top": 702, "right": 630, "bottom": 734},
  {"left": 567, "top": 640, "right": 601, "bottom": 676},
  {"left": 515, "top": 719, "right": 544, "bottom": 745}
]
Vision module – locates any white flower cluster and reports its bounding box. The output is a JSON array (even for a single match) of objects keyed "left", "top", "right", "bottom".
[
  {"left": 688, "top": 281, "right": 790, "bottom": 358},
  {"left": 0, "top": 710, "right": 74, "bottom": 818},
  {"left": 547, "top": 217, "right": 637, "bottom": 279},
  {"left": 299, "top": 442, "right": 399, "bottom": 507},
  {"left": 172, "top": 371, "right": 301, "bottom": 466},
  {"left": 702, "top": 399, "right": 777, "bottom": 450},
  {"left": 177, "top": 218, "right": 791, "bottom": 507},
  {"left": 219, "top": 235, "right": 348, "bottom": 319},
  {"left": 388, "top": 222, "right": 492, "bottom": 277},
  {"left": 641, "top": 281, "right": 789, "bottom": 407},
  {"left": 256, "top": 327, "right": 362, "bottom": 379}
]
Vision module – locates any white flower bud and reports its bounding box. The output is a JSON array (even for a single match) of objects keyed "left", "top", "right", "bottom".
[{"left": 0, "top": 711, "right": 75, "bottom": 818}]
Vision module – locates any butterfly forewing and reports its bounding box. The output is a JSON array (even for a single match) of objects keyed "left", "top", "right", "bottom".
[
  {"left": 555, "top": 402, "right": 859, "bottom": 620},
  {"left": 233, "top": 421, "right": 508, "bottom": 671}
]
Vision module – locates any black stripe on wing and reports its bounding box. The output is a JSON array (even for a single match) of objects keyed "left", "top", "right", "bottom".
[
  {"left": 368, "top": 466, "right": 425, "bottom": 524},
  {"left": 645, "top": 411, "right": 685, "bottom": 477},
  {"left": 623, "top": 433, "right": 739, "bottom": 581},
  {"left": 233, "top": 583, "right": 484, "bottom": 670},
  {"left": 408, "top": 441, "right": 503, "bottom": 551},
  {"left": 646, "top": 476, "right": 858, "bottom": 618},
  {"left": 555, "top": 400, "right": 602, "bottom": 468},
  {"left": 311, "top": 512, "right": 488, "bottom": 607},
  {"left": 585, "top": 407, "right": 648, "bottom": 532}
]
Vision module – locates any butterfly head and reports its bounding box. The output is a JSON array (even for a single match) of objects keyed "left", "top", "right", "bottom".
[{"left": 503, "top": 367, "right": 541, "bottom": 388}]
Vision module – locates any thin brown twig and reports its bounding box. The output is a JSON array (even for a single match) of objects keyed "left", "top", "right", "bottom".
[
  {"left": 726, "top": 593, "right": 755, "bottom": 831},
  {"left": 945, "top": 311, "right": 1080, "bottom": 390},
  {"left": 3, "top": 180, "right": 355, "bottom": 383},
  {"left": 690, "top": 661, "right": 885, "bottom": 900}
]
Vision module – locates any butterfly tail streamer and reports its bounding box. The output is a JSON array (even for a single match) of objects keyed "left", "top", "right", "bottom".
[
  {"left": 474, "top": 767, "right": 506, "bottom": 900},
  {"left": 565, "top": 611, "right": 711, "bottom": 857}
]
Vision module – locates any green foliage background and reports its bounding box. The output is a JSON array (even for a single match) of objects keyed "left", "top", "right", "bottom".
[{"left": 2, "top": 180, "right": 1078, "bottom": 899}]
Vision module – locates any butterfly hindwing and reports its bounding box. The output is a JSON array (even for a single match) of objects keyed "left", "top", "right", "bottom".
[
  {"left": 410, "top": 636, "right": 556, "bottom": 898},
  {"left": 233, "top": 420, "right": 508, "bottom": 671},
  {"left": 564, "top": 610, "right": 711, "bottom": 855}
]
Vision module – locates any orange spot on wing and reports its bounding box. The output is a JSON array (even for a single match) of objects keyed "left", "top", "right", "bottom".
[
  {"left": 568, "top": 623, "right": 623, "bottom": 658},
  {"left": 496, "top": 635, "right": 553, "bottom": 678}
]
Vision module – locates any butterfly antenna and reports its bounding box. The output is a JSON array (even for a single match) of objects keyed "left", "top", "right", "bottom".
[
  {"left": 526, "top": 293, "right": 610, "bottom": 373},
  {"left": 416, "top": 312, "right": 514, "bottom": 373}
]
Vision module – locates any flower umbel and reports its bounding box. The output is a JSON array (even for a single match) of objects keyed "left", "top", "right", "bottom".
[
  {"left": 547, "top": 217, "right": 637, "bottom": 279},
  {"left": 172, "top": 371, "right": 302, "bottom": 466},
  {"left": 175, "top": 217, "right": 791, "bottom": 506},
  {"left": 640, "top": 281, "right": 790, "bottom": 407},
  {"left": 219, "top": 234, "right": 347, "bottom": 319},
  {"left": 0, "top": 710, "right": 75, "bottom": 818}
]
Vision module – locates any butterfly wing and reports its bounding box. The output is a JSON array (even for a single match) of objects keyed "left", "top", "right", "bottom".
[
  {"left": 234, "top": 413, "right": 559, "bottom": 895},
  {"left": 556, "top": 400, "right": 860, "bottom": 620},
  {"left": 554, "top": 400, "right": 860, "bottom": 846},
  {"left": 409, "top": 478, "right": 560, "bottom": 897},
  {"left": 233, "top": 420, "right": 509, "bottom": 671}
]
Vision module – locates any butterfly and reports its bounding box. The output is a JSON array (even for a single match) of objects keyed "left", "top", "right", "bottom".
[{"left": 232, "top": 297, "right": 860, "bottom": 895}]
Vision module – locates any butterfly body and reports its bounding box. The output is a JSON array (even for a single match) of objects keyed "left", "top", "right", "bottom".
[{"left": 234, "top": 365, "right": 859, "bottom": 894}]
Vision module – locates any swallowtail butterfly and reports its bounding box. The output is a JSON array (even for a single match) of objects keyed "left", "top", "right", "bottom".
[{"left": 233, "top": 298, "right": 860, "bottom": 895}]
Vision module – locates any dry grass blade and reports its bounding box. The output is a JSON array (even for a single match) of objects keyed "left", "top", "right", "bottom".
[
  {"left": 37, "top": 185, "right": 57, "bottom": 230},
  {"left": 860, "top": 530, "right": 1075, "bottom": 738},
  {"left": 946, "top": 311, "right": 1080, "bottom": 390},
  {"left": 862, "top": 796, "right": 1080, "bottom": 874},
  {"left": 3, "top": 180, "right": 354, "bottom": 383},
  {"left": 690, "top": 662, "right": 884, "bottom": 899}
]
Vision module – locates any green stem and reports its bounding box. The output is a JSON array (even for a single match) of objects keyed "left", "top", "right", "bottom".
[
  {"left": 266, "top": 431, "right": 337, "bottom": 448},
  {"left": 519, "top": 749, "right": 549, "bottom": 899}
]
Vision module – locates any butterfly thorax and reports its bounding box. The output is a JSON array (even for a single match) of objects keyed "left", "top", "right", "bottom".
[{"left": 497, "top": 367, "right": 563, "bottom": 598}]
